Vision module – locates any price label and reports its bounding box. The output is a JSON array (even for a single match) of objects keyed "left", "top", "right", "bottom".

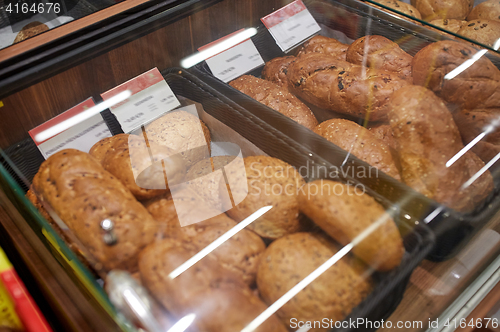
[
  {"left": 200, "top": 30, "right": 264, "bottom": 82},
  {"left": 261, "top": 0, "right": 321, "bottom": 52},
  {"left": 29, "top": 98, "right": 111, "bottom": 159},
  {"left": 101, "top": 68, "right": 180, "bottom": 133}
]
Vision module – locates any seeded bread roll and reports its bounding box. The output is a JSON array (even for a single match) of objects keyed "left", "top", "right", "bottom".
[
  {"left": 287, "top": 53, "right": 410, "bottom": 121},
  {"left": 346, "top": 35, "right": 413, "bottom": 81},
  {"left": 429, "top": 18, "right": 467, "bottom": 32},
  {"left": 229, "top": 75, "right": 318, "bottom": 130},
  {"left": 386, "top": 85, "right": 493, "bottom": 211},
  {"left": 13, "top": 21, "right": 49, "bottom": 44},
  {"left": 257, "top": 232, "right": 373, "bottom": 330},
  {"left": 90, "top": 134, "right": 186, "bottom": 201},
  {"left": 411, "top": 0, "right": 473, "bottom": 20},
  {"left": 145, "top": 193, "right": 266, "bottom": 285},
  {"left": 139, "top": 240, "right": 288, "bottom": 332},
  {"left": 32, "top": 149, "right": 157, "bottom": 272},
  {"left": 223, "top": 156, "right": 306, "bottom": 240},
  {"left": 314, "top": 119, "right": 401, "bottom": 179},
  {"left": 372, "top": 0, "right": 422, "bottom": 19},
  {"left": 467, "top": 0, "right": 500, "bottom": 21},
  {"left": 296, "top": 35, "right": 349, "bottom": 60},
  {"left": 412, "top": 40, "right": 500, "bottom": 110},
  {"left": 298, "top": 180, "right": 404, "bottom": 271},
  {"left": 457, "top": 20, "right": 500, "bottom": 47},
  {"left": 144, "top": 110, "right": 211, "bottom": 168},
  {"left": 261, "top": 56, "right": 297, "bottom": 90}
]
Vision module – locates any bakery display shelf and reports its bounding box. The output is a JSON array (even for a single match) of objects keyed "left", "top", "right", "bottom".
[
  {"left": 0, "top": 67, "right": 435, "bottom": 332},
  {"left": 191, "top": 0, "right": 500, "bottom": 262}
]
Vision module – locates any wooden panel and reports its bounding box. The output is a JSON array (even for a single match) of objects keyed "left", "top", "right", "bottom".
[{"left": 0, "top": 0, "right": 286, "bottom": 149}]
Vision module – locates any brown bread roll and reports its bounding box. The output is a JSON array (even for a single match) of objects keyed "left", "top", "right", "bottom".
[
  {"left": 457, "top": 20, "right": 500, "bottom": 47},
  {"left": 139, "top": 240, "right": 287, "bottom": 332},
  {"left": 223, "top": 156, "right": 306, "bottom": 240},
  {"left": 386, "top": 85, "right": 493, "bottom": 211},
  {"left": 411, "top": 0, "right": 473, "bottom": 20},
  {"left": 90, "top": 134, "right": 186, "bottom": 201},
  {"left": 257, "top": 232, "right": 373, "bottom": 330},
  {"left": 372, "top": 0, "right": 422, "bottom": 19},
  {"left": 367, "top": 122, "right": 398, "bottom": 150},
  {"left": 468, "top": 0, "right": 500, "bottom": 21},
  {"left": 298, "top": 181, "right": 404, "bottom": 271},
  {"left": 346, "top": 35, "right": 413, "bottom": 81},
  {"left": 144, "top": 110, "right": 211, "bottom": 168},
  {"left": 32, "top": 149, "right": 157, "bottom": 271},
  {"left": 261, "top": 56, "right": 297, "bottom": 90},
  {"left": 314, "top": 119, "right": 401, "bottom": 180},
  {"left": 229, "top": 75, "right": 318, "bottom": 130},
  {"left": 13, "top": 21, "right": 49, "bottom": 44},
  {"left": 429, "top": 18, "right": 467, "bottom": 32},
  {"left": 145, "top": 193, "right": 266, "bottom": 285},
  {"left": 412, "top": 40, "right": 500, "bottom": 110},
  {"left": 296, "top": 35, "right": 349, "bottom": 60},
  {"left": 287, "top": 53, "right": 410, "bottom": 121}
]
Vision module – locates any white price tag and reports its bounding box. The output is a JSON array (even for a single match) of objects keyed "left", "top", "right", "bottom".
[
  {"left": 201, "top": 31, "right": 264, "bottom": 82},
  {"left": 29, "top": 98, "right": 111, "bottom": 159},
  {"left": 101, "top": 68, "right": 180, "bottom": 133},
  {"left": 261, "top": 0, "right": 321, "bottom": 52}
]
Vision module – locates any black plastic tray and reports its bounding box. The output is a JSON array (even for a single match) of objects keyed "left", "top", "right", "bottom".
[
  {"left": 0, "top": 68, "right": 435, "bottom": 332},
  {"left": 190, "top": 0, "right": 500, "bottom": 262}
]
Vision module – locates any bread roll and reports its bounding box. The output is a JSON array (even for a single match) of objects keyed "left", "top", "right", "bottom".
[
  {"left": 32, "top": 149, "right": 157, "bottom": 271},
  {"left": 224, "top": 156, "right": 306, "bottom": 240},
  {"left": 13, "top": 21, "right": 49, "bottom": 44},
  {"left": 367, "top": 123, "right": 397, "bottom": 150},
  {"left": 314, "top": 119, "right": 401, "bottom": 179},
  {"left": 429, "top": 18, "right": 467, "bottom": 32},
  {"left": 411, "top": 0, "right": 473, "bottom": 20},
  {"left": 287, "top": 53, "right": 410, "bottom": 121},
  {"left": 90, "top": 134, "right": 186, "bottom": 200},
  {"left": 386, "top": 85, "right": 493, "bottom": 211},
  {"left": 457, "top": 20, "right": 500, "bottom": 47},
  {"left": 412, "top": 40, "right": 500, "bottom": 110},
  {"left": 229, "top": 75, "right": 318, "bottom": 130},
  {"left": 346, "top": 35, "right": 413, "bottom": 81},
  {"left": 139, "top": 240, "right": 287, "bottom": 332},
  {"left": 467, "top": 0, "right": 500, "bottom": 21},
  {"left": 296, "top": 35, "right": 349, "bottom": 60},
  {"left": 145, "top": 193, "right": 266, "bottom": 285},
  {"left": 144, "top": 110, "right": 211, "bottom": 167},
  {"left": 257, "top": 232, "right": 373, "bottom": 330},
  {"left": 298, "top": 180, "right": 404, "bottom": 271},
  {"left": 261, "top": 56, "right": 297, "bottom": 90},
  {"left": 372, "top": 0, "right": 422, "bottom": 19}
]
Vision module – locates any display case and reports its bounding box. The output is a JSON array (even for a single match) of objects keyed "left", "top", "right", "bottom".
[{"left": 0, "top": 0, "right": 499, "bottom": 331}]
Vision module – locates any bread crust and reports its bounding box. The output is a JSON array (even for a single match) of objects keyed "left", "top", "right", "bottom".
[
  {"left": 429, "top": 18, "right": 467, "bottom": 32},
  {"left": 261, "top": 56, "right": 297, "bottom": 90},
  {"left": 372, "top": 0, "right": 422, "bottom": 19},
  {"left": 411, "top": 0, "right": 473, "bottom": 20},
  {"left": 467, "top": 0, "right": 500, "bottom": 21},
  {"left": 457, "top": 20, "right": 500, "bottom": 47},
  {"left": 229, "top": 75, "right": 318, "bottom": 130},
  {"left": 314, "top": 119, "right": 401, "bottom": 179},
  {"left": 296, "top": 35, "right": 349, "bottom": 60}
]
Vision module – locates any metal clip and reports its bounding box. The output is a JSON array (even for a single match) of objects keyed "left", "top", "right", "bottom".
[{"left": 101, "top": 219, "right": 117, "bottom": 246}]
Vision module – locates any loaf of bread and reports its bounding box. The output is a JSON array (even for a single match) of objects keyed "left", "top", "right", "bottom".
[
  {"left": 229, "top": 75, "right": 318, "bottom": 130},
  {"left": 298, "top": 181, "right": 404, "bottom": 271},
  {"left": 412, "top": 40, "right": 500, "bottom": 110},
  {"left": 468, "top": 0, "right": 500, "bottom": 21},
  {"left": 411, "top": 0, "right": 473, "bottom": 20},
  {"left": 372, "top": 0, "right": 422, "bottom": 19},
  {"left": 13, "top": 21, "right": 49, "bottom": 44},
  {"left": 257, "top": 232, "right": 373, "bottom": 330},
  {"left": 314, "top": 119, "right": 401, "bottom": 179},
  {"left": 346, "top": 35, "right": 413, "bottom": 81},
  {"left": 90, "top": 134, "right": 186, "bottom": 201},
  {"left": 32, "top": 149, "right": 157, "bottom": 271},
  {"left": 456, "top": 20, "right": 500, "bottom": 47},
  {"left": 223, "top": 156, "right": 306, "bottom": 240},
  {"left": 261, "top": 56, "right": 297, "bottom": 90},
  {"left": 429, "top": 18, "right": 467, "bottom": 32},
  {"left": 287, "top": 53, "right": 410, "bottom": 121},
  {"left": 139, "top": 240, "right": 288, "bottom": 332},
  {"left": 296, "top": 35, "right": 349, "bottom": 60},
  {"left": 386, "top": 85, "right": 493, "bottom": 211},
  {"left": 145, "top": 193, "right": 266, "bottom": 285},
  {"left": 144, "top": 110, "right": 211, "bottom": 167}
]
